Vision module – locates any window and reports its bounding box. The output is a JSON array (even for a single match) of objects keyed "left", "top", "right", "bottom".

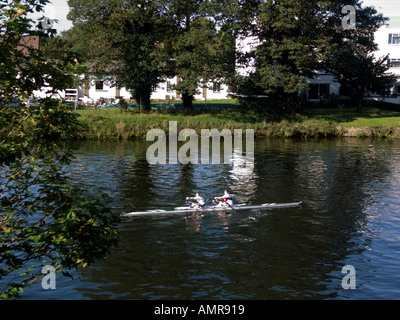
[
  {"left": 319, "top": 84, "right": 330, "bottom": 98},
  {"left": 167, "top": 82, "right": 174, "bottom": 92},
  {"left": 388, "top": 34, "right": 400, "bottom": 45},
  {"left": 308, "top": 83, "right": 330, "bottom": 100},
  {"left": 389, "top": 59, "right": 400, "bottom": 68},
  {"left": 213, "top": 82, "right": 221, "bottom": 93},
  {"left": 95, "top": 81, "right": 104, "bottom": 90}
]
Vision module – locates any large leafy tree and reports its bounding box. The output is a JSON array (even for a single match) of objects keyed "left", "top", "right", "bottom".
[
  {"left": 66, "top": 0, "right": 237, "bottom": 110},
  {"left": 67, "top": 0, "right": 174, "bottom": 111},
  {"left": 0, "top": 0, "right": 119, "bottom": 299},
  {"left": 235, "top": 0, "right": 333, "bottom": 110},
  {"left": 235, "top": 0, "right": 395, "bottom": 112},
  {"left": 166, "top": 0, "right": 237, "bottom": 109},
  {"left": 170, "top": 17, "right": 234, "bottom": 108},
  {"left": 325, "top": 1, "right": 396, "bottom": 112}
]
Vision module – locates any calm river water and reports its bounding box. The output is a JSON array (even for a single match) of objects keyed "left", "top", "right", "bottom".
[{"left": 22, "top": 137, "right": 400, "bottom": 300}]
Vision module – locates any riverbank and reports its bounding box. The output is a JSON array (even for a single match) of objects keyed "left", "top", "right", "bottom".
[{"left": 75, "top": 106, "right": 400, "bottom": 140}]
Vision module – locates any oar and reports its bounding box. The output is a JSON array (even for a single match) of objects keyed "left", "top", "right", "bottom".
[
  {"left": 215, "top": 197, "right": 256, "bottom": 220},
  {"left": 220, "top": 177, "right": 253, "bottom": 218},
  {"left": 185, "top": 200, "right": 206, "bottom": 218},
  {"left": 213, "top": 197, "right": 243, "bottom": 217},
  {"left": 226, "top": 201, "right": 255, "bottom": 220}
]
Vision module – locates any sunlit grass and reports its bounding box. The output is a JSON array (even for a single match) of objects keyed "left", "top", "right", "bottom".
[
  {"left": 74, "top": 105, "right": 400, "bottom": 139},
  {"left": 302, "top": 107, "right": 400, "bottom": 127}
]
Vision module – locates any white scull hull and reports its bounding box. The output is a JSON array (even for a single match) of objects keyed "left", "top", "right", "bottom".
[{"left": 122, "top": 201, "right": 302, "bottom": 217}]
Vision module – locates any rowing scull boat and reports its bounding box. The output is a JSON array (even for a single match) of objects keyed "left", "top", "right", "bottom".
[{"left": 122, "top": 201, "right": 302, "bottom": 217}]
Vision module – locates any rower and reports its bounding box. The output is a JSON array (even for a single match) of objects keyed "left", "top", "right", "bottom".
[
  {"left": 186, "top": 193, "right": 205, "bottom": 208},
  {"left": 215, "top": 190, "right": 233, "bottom": 207}
]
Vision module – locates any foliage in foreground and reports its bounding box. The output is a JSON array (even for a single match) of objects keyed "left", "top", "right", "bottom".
[
  {"left": 0, "top": 102, "right": 120, "bottom": 300},
  {"left": 0, "top": 0, "right": 119, "bottom": 299}
]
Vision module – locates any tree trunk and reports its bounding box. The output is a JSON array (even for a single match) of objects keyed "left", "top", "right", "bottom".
[
  {"left": 357, "top": 96, "right": 363, "bottom": 113},
  {"left": 133, "top": 86, "right": 152, "bottom": 112},
  {"left": 182, "top": 93, "right": 193, "bottom": 109},
  {"left": 139, "top": 94, "right": 151, "bottom": 112}
]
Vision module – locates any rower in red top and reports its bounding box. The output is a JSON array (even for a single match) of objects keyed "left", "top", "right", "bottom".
[{"left": 215, "top": 190, "right": 233, "bottom": 207}]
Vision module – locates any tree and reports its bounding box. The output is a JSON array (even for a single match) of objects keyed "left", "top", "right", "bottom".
[
  {"left": 235, "top": 0, "right": 333, "bottom": 111},
  {"left": 170, "top": 17, "right": 224, "bottom": 108},
  {"left": 332, "top": 51, "right": 395, "bottom": 112},
  {"left": 325, "top": 2, "right": 396, "bottom": 112},
  {"left": 166, "top": 0, "right": 237, "bottom": 109},
  {"left": 66, "top": 0, "right": 174, "bottom": 111},
  {"left": 235, "top": 0, "right": 395, "bottom": 113},
  {"left": 0, "top": 0, "right": 119, "bottom": 299},
  {"left": 66, "top": 0, "right": 237, "bottom": 110}
]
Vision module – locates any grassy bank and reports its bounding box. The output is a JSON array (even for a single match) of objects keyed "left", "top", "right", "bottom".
[{"left": 75, "top": 106, "right": 400, "bottom": 140}]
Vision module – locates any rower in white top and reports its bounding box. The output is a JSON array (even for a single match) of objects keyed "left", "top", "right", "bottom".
[
  {"left": 214, "top": 190, "right": 233, "bottom": 207},
  {"left": 186, "top": 193, "right": 206, "bottom": 208}
]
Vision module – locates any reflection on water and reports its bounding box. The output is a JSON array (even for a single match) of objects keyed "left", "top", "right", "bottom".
[{"left": 22, "top": 138, "right": 400, "bottom": 300}]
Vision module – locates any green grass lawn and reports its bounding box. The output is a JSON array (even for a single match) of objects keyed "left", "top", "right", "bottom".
[
  {"left": 301, "top": 107, "right": 400, "bottom": 127},
  {"left": 75, "top": 105, "right": 400, "bottom": 139}
]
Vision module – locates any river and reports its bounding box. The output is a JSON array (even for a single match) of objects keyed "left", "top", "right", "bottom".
[{"left": 21, "top": 137, "right": 400, "bottom": 300}]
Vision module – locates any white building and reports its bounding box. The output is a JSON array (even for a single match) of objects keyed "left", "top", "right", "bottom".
[
  {"left": 235, "top": 33, "right": 258, "bottom": 77},
  {"left": 375, "top": 24, "right": 400, "bottom": 95},
  {"left": 66, "top": 75, "right": 231, "bottom": 106},
  {"left": 305, "top": 73, "right": 341, "bottom": 102},
  {"left": 360, "top": 23, "right": 400, "bottom": 104}
]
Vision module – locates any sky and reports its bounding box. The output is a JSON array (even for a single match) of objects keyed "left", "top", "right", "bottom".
[
  {"left": 30, "top": 0, "right": 73, "bottom": 33},
  {"left": 362, "top": 0, "right": 400, "bottom": 27},
  {"left": 33, "top": 0, "right": 400, "bottom": 33}
]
